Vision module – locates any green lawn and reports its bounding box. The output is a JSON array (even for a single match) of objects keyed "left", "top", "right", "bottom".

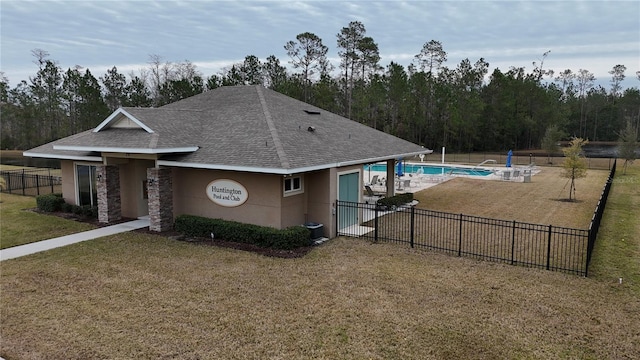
[
  {"left": 588, "top": 162, "right": 640, "bottom": 292},
  {"left": 0, "top": 193, "right": 95, "bottom": 249}
]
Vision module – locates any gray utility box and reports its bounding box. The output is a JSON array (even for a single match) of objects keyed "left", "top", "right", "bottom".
[
  {"left": 523, "top": 169, "right": 532, "bottom": 183},
  {"left": 304, "top": 222, "right": 324, "bottom": 239}
]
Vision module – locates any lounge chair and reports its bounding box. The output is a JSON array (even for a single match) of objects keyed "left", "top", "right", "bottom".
[
  {"left": 368, "top": 175, "right": 379, "bottom": 186},
  {"left": 364, "top": 185, "right": 385, "bottom": 204},
  {"left": 365, "top": 185, "right": 385, "bottom": 197}
]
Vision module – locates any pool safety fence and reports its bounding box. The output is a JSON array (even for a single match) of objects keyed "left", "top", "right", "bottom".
[
  {"left": 0, "top": 169, "right": 62, "bottom": 196},
  {"left": 420, "top": 152, "right": 616, "bottom": 171},
  {"left": 336, "top": 159, "right": 616, "bottom": 277}
]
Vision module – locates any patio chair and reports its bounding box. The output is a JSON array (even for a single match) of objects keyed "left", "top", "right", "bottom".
[
  {"left": 365, "top": 185, "right": 385, "bottom": 197},
  {"left": 364, "top": 185, "right": 385, "bottom": 204},
  {"left": 502, "top": 171, "right": 511, "bottom": 181}
]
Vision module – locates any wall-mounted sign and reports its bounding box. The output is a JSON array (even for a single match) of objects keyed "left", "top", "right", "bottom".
[{"left": 206, "top": 179, "right": 248, "bottom": 207}]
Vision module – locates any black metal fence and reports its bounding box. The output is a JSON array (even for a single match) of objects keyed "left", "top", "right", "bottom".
[
  {"left": 0, "top": 169, "right": 62, "bottom": 196},
  {"left": 585, "top": 158, "right": 616, "bottom": 276},
  {"left": 336, "top": 159, "right": 616, "bottom": 277}
]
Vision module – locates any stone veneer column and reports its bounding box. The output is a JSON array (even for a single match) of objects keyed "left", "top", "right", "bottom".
[
  {"left": 97, "top": 165, "right": 122, "bottom": 224},
  {"left": 147, "top": 167, "right": 173, "bottom": 232}
]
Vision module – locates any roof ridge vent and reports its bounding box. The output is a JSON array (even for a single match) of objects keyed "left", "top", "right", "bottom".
[{"left": 304, "top": 109, "right": 321, "bottom": 115}]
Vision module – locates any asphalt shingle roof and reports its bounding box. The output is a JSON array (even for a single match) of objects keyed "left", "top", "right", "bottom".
[{"left": 26, "top": 85, "right": 431, "bottom": 173}]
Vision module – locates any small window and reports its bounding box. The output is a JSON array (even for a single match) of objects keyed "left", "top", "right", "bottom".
[{"left": 283, "top": 176, "right": 303, "bottom": 196}]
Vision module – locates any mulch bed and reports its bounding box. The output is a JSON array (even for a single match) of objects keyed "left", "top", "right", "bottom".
[{"left": 38, "top": 209, "right": 315, "bottom": 259}]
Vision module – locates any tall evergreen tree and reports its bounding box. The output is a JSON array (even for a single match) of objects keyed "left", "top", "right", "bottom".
[
  {"left": 336, "top": 21, "right": 366, "bottom": 118},
  {"left": 127, "top": 76, "right": 152, "bottom": 107},
  {"left": 30, "top": 57, "right": 63, "bottom": 142},
  {"left": 285, "top": 32, "right": 330, "bottom": 102},
  {"left": 609, "top": 64, "right": 626, "bottom": 98},
  {"left": 240, "top": 55, "right": 264, "bottom": 85},
  {"left": 263, "top": 55, "right": 288, "bottom": 91},
  {"left": 100, "top": 66, "right": 129, "bottom": 111}
]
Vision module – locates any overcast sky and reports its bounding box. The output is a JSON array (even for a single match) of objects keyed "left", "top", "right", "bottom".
[{"left": 1, "top": 0, "right": 639, "bottom": 89}]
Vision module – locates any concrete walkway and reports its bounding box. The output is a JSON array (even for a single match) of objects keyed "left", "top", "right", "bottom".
[{"left": 0, "top": 218, "right": 150, "bottom": 261}]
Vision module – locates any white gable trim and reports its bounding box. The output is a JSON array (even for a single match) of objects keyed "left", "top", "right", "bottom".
[
  {"left": 93, "top": 108, "right": 154, "bottom": 134},
  {"left": 52, "top": 145, "right": 199, "bottom": 154}
]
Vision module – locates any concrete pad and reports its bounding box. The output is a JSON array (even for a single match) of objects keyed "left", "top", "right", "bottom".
[{"left": 0, "top": 218, "right": 150, "bottom": 261}]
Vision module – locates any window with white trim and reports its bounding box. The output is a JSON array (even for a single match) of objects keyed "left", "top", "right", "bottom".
[{"left": 283, "top": 176, "right": 303, "bottom": 196}]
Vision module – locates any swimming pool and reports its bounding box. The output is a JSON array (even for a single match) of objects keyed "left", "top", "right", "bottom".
[{"left": 364, "top": 163, "right": 495, "bottom": 177}]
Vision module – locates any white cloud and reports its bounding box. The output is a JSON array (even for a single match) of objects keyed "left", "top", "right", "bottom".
[{"left": 1, "top": 0, "right": 638, "bottom": 90}]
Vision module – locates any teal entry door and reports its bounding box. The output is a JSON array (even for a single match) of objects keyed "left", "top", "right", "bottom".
[{"left": 338, "top": 172, "right": 360, "bottom": 229}]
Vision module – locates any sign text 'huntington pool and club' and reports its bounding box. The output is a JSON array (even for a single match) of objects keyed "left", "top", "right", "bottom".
[{"left": 206, "top": 179, "right": 248, "bottom": 207}]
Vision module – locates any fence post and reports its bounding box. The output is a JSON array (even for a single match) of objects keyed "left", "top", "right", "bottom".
[
  {"left": 374, "top": 204, "right": 379, "bottom": 243},
  {"left": 335, "top": 201, "right": 339, "bottom": 238},
  {"left": 511, "top": 220, "right": 516, "bottom": 265},
  {"left": 36, "top": 174, "right": 40, "bottom": 196},
  {"left": 6, "top": 173, "right": 12, "bottom": 194},
  {"left": 410, "top": 206, "right": 415, "bottom": 248},
  {"left": 585, "top": 229, "right": 592, "bottom": 277},
  {"left": 546, "top": 225, "right": 552, "bottom": 270},
  {"left": 49, "top": 169, "right": 54, "bottom": 193},
  {"left": 458, "top": 213, "right": 463, "bottom": 256},
  {"left": 21, "top": 169, "right": 26, "bottom": 196}
]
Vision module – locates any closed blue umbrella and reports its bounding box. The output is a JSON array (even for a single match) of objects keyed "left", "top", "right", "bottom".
[
  {"left": 506, "top": 150, "right": 513, "bottom": 168},
  {"left": 396, "top": 159, "right": 404, "bottom": 176}
]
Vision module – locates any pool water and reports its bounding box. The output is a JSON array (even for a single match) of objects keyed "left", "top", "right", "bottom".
[{"left": 364, "top": 163, "right": 494, "bottom": 177}]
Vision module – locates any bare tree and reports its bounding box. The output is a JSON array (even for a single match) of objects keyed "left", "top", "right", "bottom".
[
  {"left": 532, "top": 50, "right": 551, "bottom": 82},
  {"left": 617, "top": 119, "right": 638, "bottom": 174}
]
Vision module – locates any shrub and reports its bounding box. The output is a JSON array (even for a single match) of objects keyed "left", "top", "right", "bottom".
[
  {"left": 376, "top": 192, "right": 414, "bottom": 209},
  {"left": 174, "top": 215, "right": 311, "bottom": 250},
  {"left": 36, "top": 193, "right": 65, "bottom": 212},
  {"left": 60, "top": 202, "right": 73, "bottom": 213},
  {"left": 71, "top": 205, "right": 85, "bottom": 215},
  {"left": 82, "top": 205, "right": 98, "bottom": 219}
]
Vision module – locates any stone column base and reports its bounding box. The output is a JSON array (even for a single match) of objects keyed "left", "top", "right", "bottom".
[{"left": 147, "top": 167, "right": 173, "bottom": 232}]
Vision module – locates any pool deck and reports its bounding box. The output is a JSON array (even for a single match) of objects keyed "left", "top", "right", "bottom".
[{"left": 363, "top": 162, "right": 540, "bottom": 196}]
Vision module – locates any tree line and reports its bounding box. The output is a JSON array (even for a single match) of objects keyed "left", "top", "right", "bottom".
[{"left": 1, "top": 21, "right": 639, "bottom": 152}]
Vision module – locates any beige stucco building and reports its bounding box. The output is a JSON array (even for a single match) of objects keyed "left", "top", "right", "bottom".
[{"left": 25, "top": 85, "right": 431, "bottom": 238}]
